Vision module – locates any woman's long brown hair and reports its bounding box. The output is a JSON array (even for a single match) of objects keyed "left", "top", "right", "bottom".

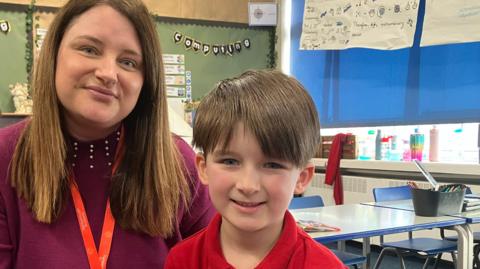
[{"left": 10, "top": 0, "right": 190, "bottom": 237}]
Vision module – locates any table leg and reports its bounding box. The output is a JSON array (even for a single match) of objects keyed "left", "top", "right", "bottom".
[
  {"left": 362, "top": 237, "right": 371, "bottom": 269},
  {"left": 453, "top": 224, "right": 473, "bottom": 269}
]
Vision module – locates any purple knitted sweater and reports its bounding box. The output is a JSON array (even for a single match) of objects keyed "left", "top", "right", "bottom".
[{"left": 0, "top": 121, "right": 215, "bottom": 269}]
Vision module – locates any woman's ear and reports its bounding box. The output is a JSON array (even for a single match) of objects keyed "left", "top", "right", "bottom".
[
  {"left": 195, "top": 153, "right": 209, "bottom": 185},
  {"left": 294, "top": 163, "right": 315, "bottom": 195}
]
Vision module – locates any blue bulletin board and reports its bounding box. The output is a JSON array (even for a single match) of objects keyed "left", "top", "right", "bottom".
[{"left": 291, "top": 0, "right": 480, "bottom": 128}]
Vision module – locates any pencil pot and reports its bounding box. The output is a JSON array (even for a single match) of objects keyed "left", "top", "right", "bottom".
[{"left": 411, "top": 188, "right": 465, "bottom": 217}]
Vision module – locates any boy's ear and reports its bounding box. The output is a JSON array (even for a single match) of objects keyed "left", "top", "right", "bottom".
[
  {"left": 294, "top": 163, "right": 315, "bottom": 195},
  {"left": 195, "top": 153, "right": 209, "bottom": 185}
]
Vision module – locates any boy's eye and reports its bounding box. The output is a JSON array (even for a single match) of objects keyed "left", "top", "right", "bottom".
[
  {"left": 264, "top": 162, "right": 285, "bottom": 169},
  {"left": 221, "top": 159, "right": 238, "bottom": 166}
]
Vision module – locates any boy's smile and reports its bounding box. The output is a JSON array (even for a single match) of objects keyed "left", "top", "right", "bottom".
[{"left": 231, "top": 199, "right": 266, "bottom": 214}]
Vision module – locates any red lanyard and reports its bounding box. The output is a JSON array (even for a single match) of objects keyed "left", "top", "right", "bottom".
[{"left": 70, "top": 128, "right": 124, "bottom": 269}]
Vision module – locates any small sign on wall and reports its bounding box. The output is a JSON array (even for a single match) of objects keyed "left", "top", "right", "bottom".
[
  {"left": 0, "top": 19, "right": 11, "bottom": 33},
  {"left": 163, "top": 54, "right": 186, "bottom": 97},
  {"left": 248, "top": 3, "right": 277, "bottom": 26}
]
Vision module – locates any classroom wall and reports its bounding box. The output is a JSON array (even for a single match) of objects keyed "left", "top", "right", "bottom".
[
  {"left": 0, "top": 0, "right": 276, "bottom": 24},
  {"left": 0, "top": 3, "right": 275, "bottom": 113}
]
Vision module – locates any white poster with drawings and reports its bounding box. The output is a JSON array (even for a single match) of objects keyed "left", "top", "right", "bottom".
[
  {"left": 420, "top": 0, "right": 480, "bottom": 47},
  {"left": 300, "top": 0, "right": 420, "bottom": 50}
]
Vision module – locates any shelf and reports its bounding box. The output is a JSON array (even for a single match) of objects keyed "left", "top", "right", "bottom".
[
  {"left": 313, "top": 158, "right": 480, "bottom": 184},
  {"left": 313, "top": 158, "right": 480, "bottom": 176}
]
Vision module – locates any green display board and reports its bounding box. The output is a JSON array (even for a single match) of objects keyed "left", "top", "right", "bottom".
[
  {"left": 0, "top": 7, "right": 28, "bottom": 113},
  {"left": 155, "top": 19, "right": 274, "bottom": 100}
]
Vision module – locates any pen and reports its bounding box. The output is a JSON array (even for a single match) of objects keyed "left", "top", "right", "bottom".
[{"left": 413, "top": 160, "right": 439, "bottom": 191}]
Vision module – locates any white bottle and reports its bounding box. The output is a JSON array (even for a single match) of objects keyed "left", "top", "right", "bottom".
[
  {"left": 429, "top": 126, "right": 439, "bottom": 162},
  {"left": 358, "top": 130, "right": 376, "bottom": 160}
]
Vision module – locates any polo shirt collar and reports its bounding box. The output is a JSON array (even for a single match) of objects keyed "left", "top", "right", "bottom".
[{"left": 204, "top": 211, "right": 298, "bottom": 268}]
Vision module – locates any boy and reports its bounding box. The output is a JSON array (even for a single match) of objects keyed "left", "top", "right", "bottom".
[{"left": 165, "top": 70, "right": 345, "bottom": 268}]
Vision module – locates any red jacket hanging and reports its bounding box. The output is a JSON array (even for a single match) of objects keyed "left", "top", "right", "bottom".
[{"left": 324, "top": 133, "right": 347, "bottom": 205}]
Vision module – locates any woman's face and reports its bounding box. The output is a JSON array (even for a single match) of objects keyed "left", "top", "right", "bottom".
[{"left": 55, "top": 4, "right": 144, "bottom": 140}]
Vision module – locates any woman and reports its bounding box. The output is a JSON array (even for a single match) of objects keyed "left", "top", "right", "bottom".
[{"left": 0, "top": 0, "right": 215, "bottom": 268}]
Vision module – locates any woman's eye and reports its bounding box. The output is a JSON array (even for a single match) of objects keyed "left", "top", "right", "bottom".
[
  {"left": 120, "top": 59, "right": 137, "bottom": 69},
  {"left": 79, "top": 46, "right": 98, "bottom": 55}
]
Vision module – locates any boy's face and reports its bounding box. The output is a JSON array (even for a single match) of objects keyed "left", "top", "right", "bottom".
[{"left": 196, "top": 124, "right": 314, "bottom": 234}]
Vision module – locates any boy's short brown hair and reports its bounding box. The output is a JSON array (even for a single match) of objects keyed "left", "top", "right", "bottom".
[{"left": 193, "top": 69, "right": 320, "bottom": 167}]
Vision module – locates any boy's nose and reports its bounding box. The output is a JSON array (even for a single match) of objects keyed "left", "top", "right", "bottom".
[
  {"left": 236, "top": 167, "right": 261, "bottom": 194},
  {"left": 95, "top": 57, "right": 118, "bottom": 87}
]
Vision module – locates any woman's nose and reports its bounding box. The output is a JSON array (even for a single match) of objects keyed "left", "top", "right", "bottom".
[{"left": 95, "top": 57, "right": 118, "bottom": 87}]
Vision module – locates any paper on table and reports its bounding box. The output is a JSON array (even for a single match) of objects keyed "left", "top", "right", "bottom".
[
  {"left": 463, "top": 204, "right": 480, "bottom": 212},
  {"left": 464, "top": 198, "right": 480, "bottom": 207},
  {"left": 296, "top": 219, "right": 341, "bottom": 233}
]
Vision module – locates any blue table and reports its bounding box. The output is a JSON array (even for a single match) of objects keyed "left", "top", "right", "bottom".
[
  {"left": 361, "top": 200, "right": 475, "bottom": 268},
  {"left": 291, "top": 203, "right": 471, "bottom": 269}
]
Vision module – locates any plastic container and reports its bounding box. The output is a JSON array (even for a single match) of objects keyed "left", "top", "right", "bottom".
[
  {"left": 389, "top": 135, "right": 402, "bottom": 161},
  {"left": 357, "top": 131, "right": 374, "bottom": 160},
  {"left": 402, "top": 139, "right": 411, "bottom": 161},
  {"left": 375, "top": 129, "right": 382, "bottom": 160},
  {"left": 453, "top": 127, "right": 464, "bottom": 161},
  {"left": 357, "top": 136, "right": 368, "bottom": 160},
  {"left": 411, "top": 188, "right": 465, "bottom": 217},
  {"left": 410, "top": 128, "right": 424, "bottom": 161},
  {"left": 381, "top": 137, "right": 390, "bottom": 160},
  {"left": 366, "top": 130, "right": 376, "bottom": 159},
  {"left": 429, "top": 126, "right": 439, "bottom": 162}
]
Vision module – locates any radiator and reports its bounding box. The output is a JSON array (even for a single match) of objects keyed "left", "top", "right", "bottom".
[{"left": 306, "top": 174, "right": 479, "bottom": 205}]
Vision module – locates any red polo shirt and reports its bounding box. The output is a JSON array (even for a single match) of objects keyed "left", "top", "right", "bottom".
[{"left": 165, "top": 211, "right": 346, "bottom": 269}]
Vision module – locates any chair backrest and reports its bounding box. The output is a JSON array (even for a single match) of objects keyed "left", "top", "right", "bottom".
[
  {"left": 373, "top": 185, "right": 412, "bottom": 202},
  {"left": 466, "top": 187, "right": 472, "bottom": 194},
  {"left": 288, "top": 195, "right": 324, "bottom": 209}
]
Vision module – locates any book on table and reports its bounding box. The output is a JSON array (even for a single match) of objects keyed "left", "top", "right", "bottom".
[
  {"left": 463, "top": 194, "right": 480, "bottom": 212},
  {"left": 463, "top": 204, "right": 480, "bottom": 212}
]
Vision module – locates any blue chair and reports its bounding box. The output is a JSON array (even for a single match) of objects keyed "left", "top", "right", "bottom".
[
  {"left": 440, "top": 188, "right": 480, "bottom": 268},
  {"left": 372, "top": 186, "right": 458, "bottom": 269},
  {"left": 289, "top": 195, "right": 367, "bottom": 269},
  {"left": 289, "top": 195, "right": 325, "bottom": 210},
  {"left": 373, "top": 185, "right": 412, "bottom": 202}
]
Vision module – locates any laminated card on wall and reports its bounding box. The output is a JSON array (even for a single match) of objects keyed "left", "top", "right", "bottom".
[{"left": 248, "top": 3, "right": 277, "bottom": 26}]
